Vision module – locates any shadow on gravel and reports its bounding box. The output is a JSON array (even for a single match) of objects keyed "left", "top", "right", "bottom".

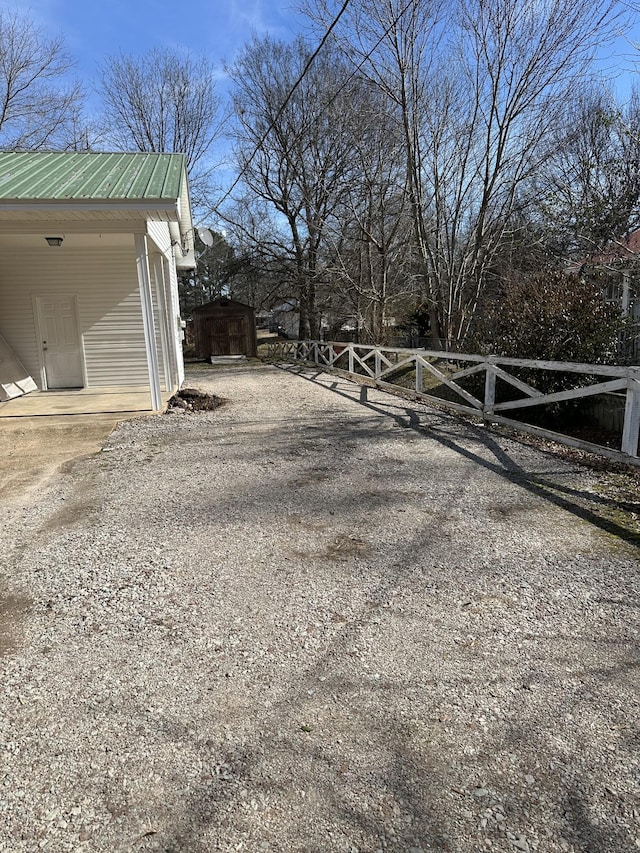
[
  {"left": 279, "top": 365, "right": 639, "bottom": 547},
  {"left": 134, "top": 593, "right": 638, "bottom": 853},
  {"left": 559, "top": 784, "right": 637, "bottom": 852},
  {"left": 138, "top": 666, "right": 457, "bottom": 852},
  {"left": 153, "top": 735, "right": 455, "bottom": 853},
  {"left": 137, "top": 510, "right": 637, "bottom": 851},
  {"left": 94, "top": 363, "right": 637, "bottom": 852}
]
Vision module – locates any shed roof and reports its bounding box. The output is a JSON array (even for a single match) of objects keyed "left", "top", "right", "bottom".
[
  {"left": 192, "top": 298, "right": 256, "bottom": 314},
  {"left": 0, "top": 152, "right": 185, "bottom": 201}
]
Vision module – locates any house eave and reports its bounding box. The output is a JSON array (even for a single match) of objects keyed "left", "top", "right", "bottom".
[{"left": 0, "top": 198, "right": 181, "bottom": 222}]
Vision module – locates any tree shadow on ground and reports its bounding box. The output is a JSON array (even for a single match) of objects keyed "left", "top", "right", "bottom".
[
  {"left": 136, "top": 636, "right": 459, "bottom": 852},
  {"left": 132, "top": 487, "right": 637, "bottom": 852},
  {"left": 87, "top": 362, "right": 638, "bottom": 852},
  {"left": 133, "top": 524, "right": 638, "bottom": 853}
]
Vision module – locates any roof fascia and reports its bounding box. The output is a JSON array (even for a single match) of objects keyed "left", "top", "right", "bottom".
[{"left": 0, "top": 199, "right": 181, "bottom": 217}]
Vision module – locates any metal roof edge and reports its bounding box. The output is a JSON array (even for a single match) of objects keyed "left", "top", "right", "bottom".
[{"left": 0, "top": 199, "right": 180, "bottom": 216}]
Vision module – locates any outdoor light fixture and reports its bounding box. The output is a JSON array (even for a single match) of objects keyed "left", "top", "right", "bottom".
[{"left": 45, "top": 236, "right": 63, "bottom": 247}]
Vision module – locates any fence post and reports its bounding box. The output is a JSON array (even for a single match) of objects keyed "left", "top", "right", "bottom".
[
  {"left": 621, "top": 371, "right": 640, "bottom": 457},
  {"left": 484, "top": 359, "right": 496, "bottom": 417},
  {"left": 374, "top": 349, "right": 381, "bottom": 379},
  {"left": 313, "top": 341, "right": 319, "bottom": 365},
  {"left": 415, "top": 354, "right": 423, "bottom": 394},
  {"left": 348, "top": 344, "right": 354, "bottom": 374}
]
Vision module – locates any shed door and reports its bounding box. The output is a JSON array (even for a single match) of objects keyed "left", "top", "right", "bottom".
[
  {"left": 36, "top": 296, "right": 84, "bottom": 389},
  {"left": 208, "top": 316, "right": 247, "bottom": 356},
  {"left": 227, "top": 317, "right": 247, "bottom": 354}
]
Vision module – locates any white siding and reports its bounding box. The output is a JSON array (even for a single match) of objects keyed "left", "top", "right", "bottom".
[
  {"left": 147, "top": 220, "right": 173, "bottom": 256},
  {"left": 149, "top": 253, "right": 168, "bottom": 393},
  {"left": 147, "top": 221, "right": 185, "bottom": 389},
  {"left": 167, "top": 252, "right": 185, "bottom": 385},
  {"left": 0, "top": 243, "right": 149, "bottom": 388}
]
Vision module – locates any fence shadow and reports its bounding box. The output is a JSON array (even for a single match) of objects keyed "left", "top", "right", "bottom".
[{"left": 278, "top": 363, "right": 640, "bottom": 547}]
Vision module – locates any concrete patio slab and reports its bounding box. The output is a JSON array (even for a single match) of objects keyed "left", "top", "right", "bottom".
[{"left": 0, "top": 386, "right": 170, "bottom": 418}]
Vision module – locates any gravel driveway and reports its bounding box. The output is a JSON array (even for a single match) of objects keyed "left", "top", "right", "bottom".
[{"left": 1, "top": 361, "right": 638, "bottom": 853}]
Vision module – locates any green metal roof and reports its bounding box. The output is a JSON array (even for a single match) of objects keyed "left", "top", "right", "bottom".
[{"left": 0, "top": 152, "right": 186, "bottom": 201}]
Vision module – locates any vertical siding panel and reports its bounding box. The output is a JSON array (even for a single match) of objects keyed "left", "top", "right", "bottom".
[
  {"left": 147, "top": 221, "right": 184, "bottom": 389},
  {"left": 166, "top": 249, "right": 185, "bottom": 385},
  {"left": 147, "top": 221, "right": 173, "bottom": 256},
  {"left": 150, "top": 254, "right": 168, "bottom": 392}
]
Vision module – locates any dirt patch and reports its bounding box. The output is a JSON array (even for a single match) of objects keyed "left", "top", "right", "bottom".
[
  {"left": 39, "top": 479, "right": 102, "bottom": 532},
  {"left": 0, "top": 591, "right": 31, "bottom": 657},
  {"left": 325, "top": 533, "right": 371, "bottom": 559},
  {"left": 287, "top": 467, "right": 332, "bottom": 486},
  {"left": 0, "top": 418, "right": 117, "bottom": 507}
]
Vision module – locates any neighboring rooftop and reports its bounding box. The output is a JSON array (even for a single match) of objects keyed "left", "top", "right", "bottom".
[{"left": 0, "top": 151, "right": 186, "bottom": 201}]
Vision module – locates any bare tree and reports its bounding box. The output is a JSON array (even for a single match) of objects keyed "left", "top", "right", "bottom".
[
  {"left": 98, "top": 48, "right": 222, "bottom": 204},
  {"left": 220, "top": 193, "right": 302, "bottom": 310},
  {"left": 536, "top": 85, "right": 640, "bottom": 258},
  {"left": 305, "top": 0, "right": 623, "bottom": 347},
  {"left": 227, "top": 36, "right": 359, "bottom": 338},
  {"left": 304, "top": 0, "right": 446, "bottom": 340},
  {"left": 323, "top": 81, "right": 415, "bottom": 342},
  {"left": 0, "top": 10, "right": 84, "bottom": 150}
]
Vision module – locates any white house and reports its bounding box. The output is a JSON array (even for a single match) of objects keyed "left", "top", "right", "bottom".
[{"left": 0, "top": 151, "right": 196, "bottom": 412}]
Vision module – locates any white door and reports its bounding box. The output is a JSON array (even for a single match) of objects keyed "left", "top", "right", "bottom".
[{"left": 36, "top": 296, "right": 84, "bottom": 389}]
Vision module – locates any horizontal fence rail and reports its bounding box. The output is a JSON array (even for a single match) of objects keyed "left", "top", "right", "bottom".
[{"left": 266, "top": 340, "right": 640, "bottom": 465}]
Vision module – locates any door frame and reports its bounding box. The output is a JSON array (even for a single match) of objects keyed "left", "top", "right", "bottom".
[{"left": 33, "top": 294, "right": 87, "bottom": 391}]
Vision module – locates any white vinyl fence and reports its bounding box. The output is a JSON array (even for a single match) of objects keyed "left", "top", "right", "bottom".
[{"left": 266, "top": 340, "right": 640, "bottom": 465}]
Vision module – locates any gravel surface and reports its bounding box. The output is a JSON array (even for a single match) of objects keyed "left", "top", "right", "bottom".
[{"left": 1, "top": 361, "right": 638, "bottom": 853}]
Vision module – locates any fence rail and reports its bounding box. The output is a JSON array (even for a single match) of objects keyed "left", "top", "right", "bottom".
[{"left": 266, "top": 340, "right": 640, "bottom": 465}]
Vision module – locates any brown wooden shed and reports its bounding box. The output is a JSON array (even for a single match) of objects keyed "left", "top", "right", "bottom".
[{"left": 192, "top": 297, "right": 257, "bottom": 358}]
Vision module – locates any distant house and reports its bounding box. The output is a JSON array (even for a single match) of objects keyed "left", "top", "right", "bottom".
[
  {"left": 270, "top": 300, "right": 300, "bottom": 339},
  {"left": 255, "top": 310, "right": 272, "bottom": 330},
  {"left": 0, "top": 151, "right": 196, "bottom": 412},
  {"left": 573, "top": 230, "right": 640, "bottom": 320},
  {"left": 573, "top": 230, "right": 640, "bottom": 363}
]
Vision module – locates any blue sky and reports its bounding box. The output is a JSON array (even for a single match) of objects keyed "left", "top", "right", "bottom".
[
  {"left": 9, "top": 0, "right": 311, "bottom": 200},
  {"left": 10, "top": 0, "right": 640, "bottom": 104},
  {"left": 11, "top": 0, "right": 310, "bottom": 87},
  {"left": 5, "top": 0, "right": 640, "bottom": 213}
]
